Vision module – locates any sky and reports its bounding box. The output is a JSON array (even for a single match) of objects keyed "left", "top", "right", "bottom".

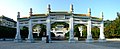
[{"left": 0, "top": 0, "right": 120, "bottom": 21}]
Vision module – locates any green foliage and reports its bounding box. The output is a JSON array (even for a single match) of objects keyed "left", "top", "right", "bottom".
[
  {"left": 51, "top": 32, "right": 55, "bottom": 37},
  {"left": 104, "top": 20, "right": 112, "bottom": 27},
  {"left": 74, "top": 24, "right": 80, "bottom": 37},
  {"left": 74, "top": 24, "right": 86, "bottom": 37},
  {"left": 82, "top": 27, "right": 87, "bottom": 37},
  {"left": 65, "top": 32, "right": 69, "bottom": 37},
  {"left": 104, "top": 12, "right": 120, "bottom": 38},
  {"left": 20, "top": 26, "right": 28, "bottom": 39},
  {"left": 91, "top": 27, "right": 100, "bottom": 38},
  {"left": 0, "top": 26, "right": 16, "bottom": 38}
]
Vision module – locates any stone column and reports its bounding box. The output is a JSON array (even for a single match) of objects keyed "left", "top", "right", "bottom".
[
  {"left": 99, "top": 12, "right": 106, "bottom": 42},
  {"left": 14, "top": 12, "right": 22, "bottom": 42},
  {"left": 99, "top": 21, "right": 106, "bottom": 42},
  {"left": 69, "top": 15, "right": 74, "bottom": 42},
  {"left": 86, "top": 19, "right": 93, "bottom": 42},
  {"left": 46, "top": 16, "right": 51, "bottom": 42},
  {"left": 27, "top": 19, "right": 34, "bottom": 43}
]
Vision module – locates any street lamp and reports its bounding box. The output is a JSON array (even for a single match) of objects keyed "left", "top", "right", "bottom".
[
  {"left": 36, "top": 25, "right": 41, "bottom": 36},
  {"left": 78, "top": 26, "right": 83, "bottom": 37}
]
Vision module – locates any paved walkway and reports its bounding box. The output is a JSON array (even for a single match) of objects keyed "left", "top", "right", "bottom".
[{"left": 0, "top": 41, "right": 120, "bottom": 49}]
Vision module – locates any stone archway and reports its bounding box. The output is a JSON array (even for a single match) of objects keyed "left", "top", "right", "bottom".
[{"left": 14, "top": 5, "right": 106, "bottom": 43}]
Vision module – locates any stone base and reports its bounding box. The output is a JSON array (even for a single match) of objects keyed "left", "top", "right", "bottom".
[
  {"left": 42, "top": 37, "right": 46, "bottom": 42},
  {"left": 69, "top": 39, "right": 75, "bottom": 43},
  {"left": 48, "top": 39, "right": 52, "bottom": 43},
  {"left": 14, "top": 39, "right": 22, "bottom": 42},
  {"left": 26, "top": 39, "right": 34, "bottom": 43},
  {"left": 98, "top": 39, "right": 106, "bottom": 42},
  {"left": 74, "top": 37, "right": 78, "bottom": 41},
  {"left": 49, "top": 40, "right": 52, "bottom": 43},
  {"left": 86, "top": 39, "right": 94, "bottom": 42}
]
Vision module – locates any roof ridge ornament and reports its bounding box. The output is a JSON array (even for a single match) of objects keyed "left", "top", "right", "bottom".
[
  {"left": 88, "top": 8, "right": 91, "bottom": 17},
  {"left": 47, "top": 4, "right": 51, "bottom": 12},
  {"left": 101, "top": 12, "right": 104, "bottom": 19},
  {"left": 29, "top": 8, "right": 33, "bottom": 16},
  {"left": 17, "top": 12, "right": 20, "bottom": 18},
  {"left": 70, "top": 4, "right": 74, "bottom": 13},
  {"left": 1, "top": 15, "right": 5, "bottom": 17},
  {"left": 117, "top": 12, "right": 120, "bottom": 16}
]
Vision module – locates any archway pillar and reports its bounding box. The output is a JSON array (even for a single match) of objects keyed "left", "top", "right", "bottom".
[
  {"left": 14, "top": 20, "right": 22, "bottom": 42},
  {"left": 69, "top": 16, "right": 75, "bottom": 42},
  {"left": 86, "top": 19, "right": 93, "bottom": 42},
  {"left": 99, "top": 20, "right": 106, "bottom": 42},
  {"left": 14, "top": 12, "right": 22, "bottom": 42},
  {"left": 27, "top": 19, "right": 34, "bottom": 43},
  {"left": 46, "top": 16, "right": 51, "bottom": 42}
]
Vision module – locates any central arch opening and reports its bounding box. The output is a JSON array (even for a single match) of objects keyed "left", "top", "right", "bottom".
[
  {"left": 51, "top": 22, "right": 69, "bottom": 40},
  {"left": 32, "top": 24, "right": 46, "bottom": 40}
]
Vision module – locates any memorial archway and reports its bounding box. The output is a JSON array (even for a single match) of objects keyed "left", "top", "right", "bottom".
[{"left": 14, "top": 4, "right": 106, "bottom": 43}]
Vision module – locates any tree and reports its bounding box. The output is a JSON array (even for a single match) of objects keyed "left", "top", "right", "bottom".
[
  {"left": 91, "top": 26, "right": 100, "bottom": 38},
  {"left": 0, "top": 26, "right": 16, "bottom": 38},
  {"left": 104, "top": 20, "right": 112, "bottom": 27},
  {"left": 20, "top": 26, "right": 28, "bottom": 39},
  {"left": 104, "top": 12, "right": 120, "bottom": 38}
]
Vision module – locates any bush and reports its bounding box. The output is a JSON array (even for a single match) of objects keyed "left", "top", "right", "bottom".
[{"left": 0, "top": 26, "right": 16, "bottom": 38}]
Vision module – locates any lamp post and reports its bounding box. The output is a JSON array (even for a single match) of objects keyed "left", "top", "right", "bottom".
[
  {"left": 36, "top": 25, "right": 41, "bottom": 36},
  {"left": 78, "top": 26, "right": 83, "bottom": 37}
]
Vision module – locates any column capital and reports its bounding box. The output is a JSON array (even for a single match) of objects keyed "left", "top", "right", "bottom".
[
  {"left": 47, "top": 4, "right": 51, "bottom": 12},
  {"left": 88, "top": 8, "right": 91, "bottom": 16},
  {"left": 117, "top": 12, "right": 120, "bottom": 16},
  {"left": 17, "top": 12, "right": 20, "bottom": 18},
  {"left": 70, "top": 4, "right": 74, "bottom": 13},
  {"left": 100, "top": 12, "right": 104, "bottom": 19},
  {"left": 29, "top": 8, "right": 33, "bottom": 16}
]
